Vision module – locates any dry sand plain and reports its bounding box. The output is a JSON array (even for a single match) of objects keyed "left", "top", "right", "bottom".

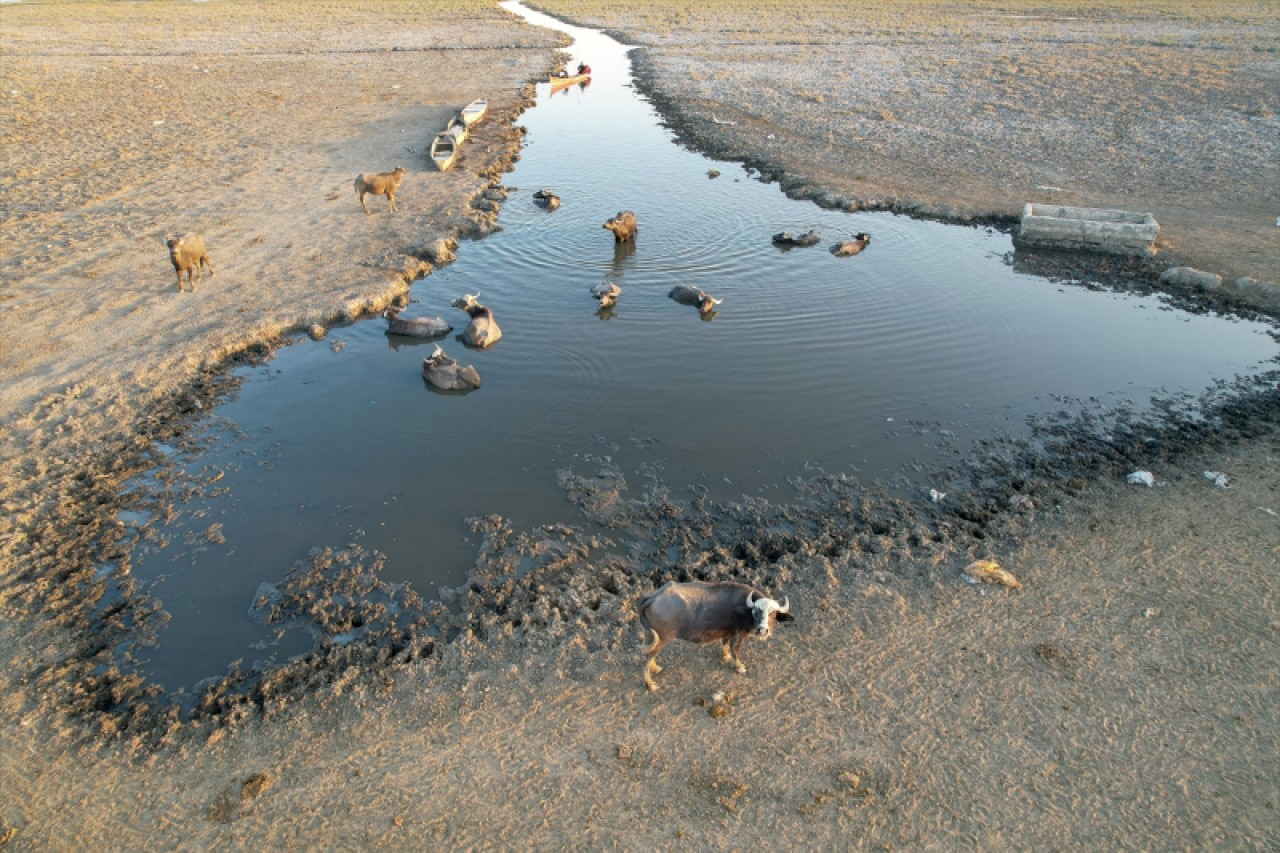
[{"left": 1, "top": 1, "right": 1278, "bottom": 849}]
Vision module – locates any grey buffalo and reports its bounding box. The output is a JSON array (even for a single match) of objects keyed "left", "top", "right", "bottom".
[
  {"left": 668, "top": 284, "right": 722, "bottom": 315},
  {"left": 422, "top": 343, "right": 481, "bottom": 391},
  {"left": 637, "top": 580, "right": 792, "bottom": 691},
  {"left": 772, "top": 229, "right": 821, "bottom": 248},
  {"left": 451, "top": 292, "right": 502, "bottom": 348},
  {"left": 384, "top": 306, "right": 452, "bottom": 338}
]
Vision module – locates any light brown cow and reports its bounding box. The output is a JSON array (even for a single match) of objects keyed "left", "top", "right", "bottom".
[
  {"left": 354, "top": 166, "right": 407, "bottom": 214},
  {"left": 166, "top": 232, "right": 214, "bottom": 292}
]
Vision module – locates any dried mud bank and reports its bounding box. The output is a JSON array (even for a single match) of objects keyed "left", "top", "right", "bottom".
[{"left": 530, "top": 0, "right": 1280, "bottom": 304}]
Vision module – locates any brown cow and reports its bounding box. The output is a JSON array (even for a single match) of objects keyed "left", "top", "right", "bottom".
[
  {"left": 165, "top": 232, "right": 214, "bottom": 292},
  {"left": 354, "top": 166, "right": 407, "bottom": 214}
]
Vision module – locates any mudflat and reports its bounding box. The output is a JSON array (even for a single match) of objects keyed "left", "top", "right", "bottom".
[{"left": 1, "top": 1, "right": 1277, "bottom": 849}]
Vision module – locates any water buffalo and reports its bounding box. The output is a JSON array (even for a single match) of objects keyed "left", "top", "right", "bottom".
[
  {"left": 354, "top": 166, "right": 407, "bottom": 214},
  {"left": 166, "top": 232, "right": 214, "bottom": 292},
  {"left": 602, "top": 210, "right": 638, "bottom": 243},
  {"left": 383, "top": 307, "right": 452, "bottom": 338},
  {"left": 533, "top": 188, "right": 561, "bottom": 211},
  {"left": 668, "top": 284, "right": 722, "bottom": 315},
  {"left": 590, "top": 281, "right": 621, "bottom": 309},
  {"left": 772, "top": 229, "right": 821, "bottom": 248},
  {"left": 637, "top": 580, "right": 792, "bottom": 691},
  {"left": 451, "top": 292, "right": 502, "bottom": 348},
  {"left": 831, "top": 232, "right": 872, "bottom": 257},
  {"left": 422, "top": 343, "right": 481, "bottom": 392}
]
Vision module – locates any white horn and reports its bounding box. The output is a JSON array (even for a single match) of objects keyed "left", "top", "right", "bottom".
[
  {"left": 745, "top": 590, "right": 757, "bottom": 608},
  {"left": 779, "top": 596, "right": 789, "bottom": 614},
  {"left": 711, "top": 297, "right": 724, "bottom": 305}
]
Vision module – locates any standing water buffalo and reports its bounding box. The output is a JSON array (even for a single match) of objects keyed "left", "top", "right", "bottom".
[
  {"left": 637, "top": 580, "right": 793, "bottom": 691},
  {"left": 668, "top": 284, "right": 722, "bottom": 315},
  {"left": 602, "top": 210, "right": 638, "bottom": 243},
  {"left": 354, "top": 166, "right": 407, "bottom": 214},
  {"left": 166, "top": 232, "right": 214, "bottom": 292},
  {"left": 451, "top": 292, "right": 502, "bottom": 348}
]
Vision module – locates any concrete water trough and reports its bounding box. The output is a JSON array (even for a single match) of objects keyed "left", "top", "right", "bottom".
[{"left": 1016, "top": 203, "right": 1159, "bottom": 256}]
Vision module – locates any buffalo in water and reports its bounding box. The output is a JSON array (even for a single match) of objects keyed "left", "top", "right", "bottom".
[
  {"left": 422, "top": 343, "right": 481, "bottom": 392},
  {"left": 451, "top": 292, "right": 502, "bottom": 349},
  {"left": 590, "top": 281, "right": 622, "bottom": 309},
  {"left": 831, "top": 232, "right": 872, "bottom": 257},
  {"left": 602, "top": 210, "right": 638, "bottom": 243},
  {"left": 668, "top": 284, "right": 722, "bottom": 315},
  {"left": 383, "top": 306, "right": 452, "bottom": 338},
  {"left": 772, "top": 229, "right": 821, "bottom": 248}
]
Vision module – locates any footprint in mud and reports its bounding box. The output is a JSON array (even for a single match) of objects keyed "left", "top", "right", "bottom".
[{"left": 205, "top": 772, "right": 273, "bottom": 824}]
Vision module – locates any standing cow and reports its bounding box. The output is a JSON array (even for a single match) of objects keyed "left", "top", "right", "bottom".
[
  {"left": 354, "top": 166, "right": 407, "bottom": 214},
  {"left": 166, "top": 232, "right": 214, "bottom": 292},
  {"left": 637, "top": 580, "right": 792, "bottom": 691}
]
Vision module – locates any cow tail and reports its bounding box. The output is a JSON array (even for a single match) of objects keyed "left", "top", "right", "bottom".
[{"left": 636, "top": 582, "right": 667, "bottom": 653}]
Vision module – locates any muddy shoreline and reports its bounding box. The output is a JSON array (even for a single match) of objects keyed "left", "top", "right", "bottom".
[{"left": 2, "top": 2, "right": 1278, "bottom": 848}]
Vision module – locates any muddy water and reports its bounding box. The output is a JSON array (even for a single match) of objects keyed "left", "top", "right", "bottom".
[{"left": 121, "top": 2, "right": 1278, "bottom": 691}]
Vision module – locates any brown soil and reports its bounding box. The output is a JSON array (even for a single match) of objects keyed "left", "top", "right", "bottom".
[{"left": 1, "top": 2, "right": 1277, "bottom": 849}]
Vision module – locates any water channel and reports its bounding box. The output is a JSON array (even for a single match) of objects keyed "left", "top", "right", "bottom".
[{"left": 121, "top": 2, "right": 1278, "bottom": 692}]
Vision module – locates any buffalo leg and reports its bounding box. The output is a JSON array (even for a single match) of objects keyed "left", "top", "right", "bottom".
[
  {"left": 642, "top": 630, "right": 665, "bottom": 691},
  {"left": 724, "top": 636, "right": 747, "bottom": 674}
]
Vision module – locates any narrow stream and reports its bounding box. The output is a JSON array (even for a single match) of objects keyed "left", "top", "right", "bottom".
[{"left": 121, "top": 2, "right": 1278, "bottom": 691}]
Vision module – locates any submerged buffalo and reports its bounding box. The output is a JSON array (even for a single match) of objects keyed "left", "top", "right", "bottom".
[
  {"left": 422, "top": 344, "right": 481, "bottom": 391},
  {"left": 772, "top": 229, "right": 821, "bottom": 248},
  {"left": 602, "top": 210, "right": 638, "bottom": 243},
  {"left": 383, "top": 306, "right": 452, "bottom": 338},
  {"left": 533, "top": 188, "right": 561, "bottom": 211},
  {"left": 668, "top": 284, "right": 722, "bottom": 315},
  {"left": 831, "top": 232, "right": 872, "bottom": 257},
  {"left": 637, "top": 580, "right": 793, "bottom": 691},
  {"left": 451, "top": 292, "right": 502, "bottom": 349},
  {"left": 590, "top": 281, "right": 622, "bottom": 309}
]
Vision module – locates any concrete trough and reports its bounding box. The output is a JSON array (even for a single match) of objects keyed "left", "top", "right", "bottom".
[{"left": 1016, "top": 203, "right": 1159, "bottom": 256}]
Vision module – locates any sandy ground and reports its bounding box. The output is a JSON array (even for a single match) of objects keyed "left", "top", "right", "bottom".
[{"left": 1, "top": 1, "right": 1278, "bottom": 849}]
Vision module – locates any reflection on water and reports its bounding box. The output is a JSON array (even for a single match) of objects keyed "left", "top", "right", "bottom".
[{"left": 121, "top": 1, "right": 1278, "bottom": 690}]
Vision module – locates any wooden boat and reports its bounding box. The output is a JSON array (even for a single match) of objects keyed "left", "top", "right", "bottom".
[
  {"left": 430, "top": 125, "right": 465, "bottom": 171},
  {"left": 549, "top": 73, "right": 590, "bottom": 90},
  {"left": 460, "top": 98, "right": 487, "bottom": 126}
]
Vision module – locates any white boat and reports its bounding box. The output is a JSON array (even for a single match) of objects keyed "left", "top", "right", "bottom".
[
  {"left": 460, "top": 98, "right": 487, "bottom": 126},
  {"left": 431, "top": 125, "right": 465, "bottom": 171}
]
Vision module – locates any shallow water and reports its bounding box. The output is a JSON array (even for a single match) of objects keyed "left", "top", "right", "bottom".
[{"left": 121, "top": 2, "right": 1278, "bottom": 691}]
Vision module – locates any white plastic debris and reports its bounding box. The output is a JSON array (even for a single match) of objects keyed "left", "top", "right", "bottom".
[
  {"left": 1203, "top": 471, "right": 1230, "bottom": 489},
  {"left": 1126, "top": 471, "right": 1155, "bottom": 487},
  {"left": 1143, "top": 608, "right": 1158, "bottom": 618},
  {"left": 929, "top": 488, "right": 946, "bottom": 503}
]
